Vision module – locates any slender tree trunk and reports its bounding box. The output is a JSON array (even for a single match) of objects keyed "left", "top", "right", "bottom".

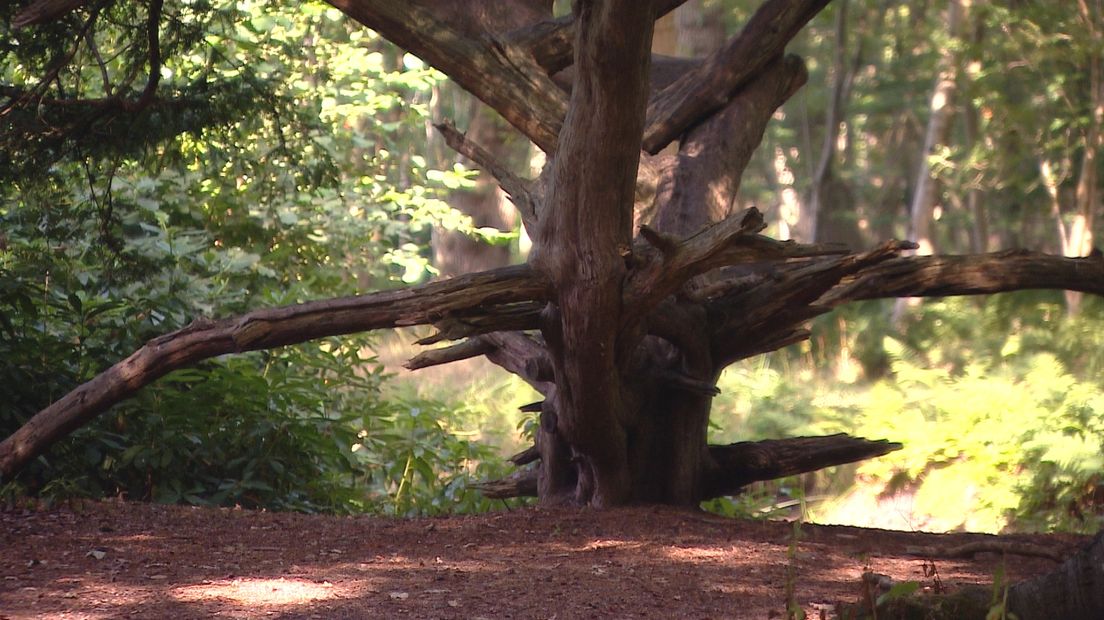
[
  {"left": 906, "top": 0, "right": 964, "bottom": 256},
  {"left": 1064, "top": 0, "right": 1102, "bottom": 314},
  {"left": 799, "top": 0, "right": 863, "bottom": 247},
  {"left": 893, "top": 0, "right": 965, "bottom": 323}
]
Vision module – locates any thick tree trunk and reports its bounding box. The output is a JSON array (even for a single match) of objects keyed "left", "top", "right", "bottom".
[
  {"left": 6, "top": 0, "right": 1104, "bottom": 523},
  {"left": 1007, "top": 529, "right": 1104, "bottom": 620}
]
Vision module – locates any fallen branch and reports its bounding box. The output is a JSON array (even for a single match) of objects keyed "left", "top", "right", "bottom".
[
  {"left": 905, "top": 541, "right": 1065, "bottom": 563},
  {"left": 823, "top": 248, "right": 1104, "bottom": 303},
  {"left": 478, "top": 433, "right": 902, "bottom": 500}
]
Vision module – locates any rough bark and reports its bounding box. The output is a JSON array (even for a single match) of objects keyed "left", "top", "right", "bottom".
[
  {"left": 0, "top": 266, "right": 550, "bottom": 478},
  {"left": 529, "top": 0, "right": 656, "bottom": 507},
  {"left": 6, "top": 0, "right": 1104, "bottom": 527},
  {"left": 1007, "top": 529, "right": 1104, "bottom": 620},
  {"left": 325, "top": 0, "right": 566, "bottom": 152}
]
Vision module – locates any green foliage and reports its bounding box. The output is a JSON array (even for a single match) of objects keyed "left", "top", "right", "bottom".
[
  {"left": 712, "top": 295, "right": 1104, "bottom": 533},
  {"left": 1, "top": 2, "right": 501, "bottom": 516}
]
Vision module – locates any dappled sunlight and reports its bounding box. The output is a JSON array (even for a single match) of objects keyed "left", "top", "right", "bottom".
[
  {"left": 171, "top": 577, "right": 345, "bottom": 606},
  {"left": 660, "top": 545, "right": 734, "bottom": 562}
]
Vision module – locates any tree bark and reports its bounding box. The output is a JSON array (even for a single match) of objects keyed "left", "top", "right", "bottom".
[
  {"left": 1007, "top": 529, "right": 1104, "bottom": 620},
  {"left": 6, "top": 0, "right": 1104, "bottom": 522}
]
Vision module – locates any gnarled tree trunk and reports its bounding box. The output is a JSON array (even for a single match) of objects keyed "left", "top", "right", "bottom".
[{"left": 4, "top": 0, "right": 1104, "bottom": 515}]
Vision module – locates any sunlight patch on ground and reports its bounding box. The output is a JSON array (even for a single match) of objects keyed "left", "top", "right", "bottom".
[
  {"left": 172, "top": 577, "right": 343, "bottom": 606},
  {"left": 661, "top": 546, "right": 735, "bottom": 561},
  {"left": 579, "top": 539, "right": 644, "bottom": 552}
]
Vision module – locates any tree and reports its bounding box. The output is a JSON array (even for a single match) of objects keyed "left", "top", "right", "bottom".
[{"left": 2, "top": 0, "right": 1102, "bottom": 509}]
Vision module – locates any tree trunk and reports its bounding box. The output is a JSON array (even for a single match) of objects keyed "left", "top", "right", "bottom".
[
  {"left": 905, "top": 0, "right": 964, "bottom": 256},
  {"left": 1063, "top": 0, "right": 1102, "bottom": 315},
  {"left": 798, "top": 0, "right": 863, "bottom": 247},
  {"left": 1007, "top": 529, "right": 1104, "bottom": 620},
  {"left": 5, "top": 0, "right": 1104, "bottom": 519}
]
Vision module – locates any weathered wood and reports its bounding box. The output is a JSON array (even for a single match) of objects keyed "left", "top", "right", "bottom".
[
  {"left": 650, "top": 54, "right": 808, "bottom": 236},
  {"left": 326, "top": 0, "right": 566, "bottom": 152},
  {"left": 473, "top": 468, "right": 538, "bottom": 499},
  {"left": 642, "top": 0, "right": 832, "bottom": 154},
  {"left": 0, "top": 265, "right": 550, "bottom": 480},
  {"left": 530, "top": 0, "right": 657, "bottom": 506},
  {"left": 434, "top": 121, "right": 538, "bottom": 230},
  {"left": 405, "top": 338, "right": 496, "bottom": 370},
  {"left": 824, "top": 249, "right": 1104, "bottom": 303},
  {"left": 702, "top": 433, "right": 902, "bottom": 498},
  {"left": 478, "top": 432, "right": 901, "bottom": 501}
]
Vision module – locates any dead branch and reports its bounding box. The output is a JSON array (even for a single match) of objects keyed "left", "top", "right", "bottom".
[
  {"left": 434, "top": 121, "right": 537, "bottom": 229},
  {"left": 405, "top": 337, "right": 496, "bottom": 370},
  {"left": 326, "top": 0, "right": 566, "bottom": 152},
  {"left": 625, "top": 208, "right": 850, "bottom": 325},
  {"left": 822, "top": 249, "right": 1104, "bottom": 304},
  {"left": 0, "top": 265, "right": 550, "bottom": 480},
  {"left": 481, "top": 331, "right": 555, "bottom": 393},
  {"left": 905, "top": 541, "right": 1065, "bottom": 563},
  {"left": 650, "top": 54, "right": 809, "bottom": 236},
  {"left": 474, "top": 468, "right": 539, "bottom": 499},
  {"left": 478, "top": 432, "right": 901, "bottom": 500},
  {"left": 703, "top": 433, "right": 902, "bottom": 498},
  {"left": 642, "top": 0, "right": 832, "bottom": 154}
]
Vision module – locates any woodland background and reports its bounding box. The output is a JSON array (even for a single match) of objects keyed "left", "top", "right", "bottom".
[{"left": 1, "top": 0, "right": 1101, "bottom": 533}]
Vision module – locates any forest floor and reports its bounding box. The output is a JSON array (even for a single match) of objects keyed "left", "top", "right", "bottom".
[{"left": 0, "top": 500, "right": 1087, "bottom": 619}]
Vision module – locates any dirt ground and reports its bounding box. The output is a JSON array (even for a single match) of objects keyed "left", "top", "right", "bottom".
[{"left": 0, "top": 500, "right": 1087, "bottom": 619}]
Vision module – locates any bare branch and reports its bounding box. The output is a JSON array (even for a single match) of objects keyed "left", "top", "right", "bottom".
[
  {"left": 404, "top": 337, "right": 495, "bottom": 370},
  {"left": 642, "top": 0, "right": 832, "bottom": 154},
  {"left": 510, "top": 445, "right": 540, "bottom": 466},
  {"left": 326, "top": 0, "right": 566, "bottom": 151},
  {"left": 415, "top": 301, "right": 543, "bottom": 344},
  {"left": 0, "top": 265, "right": 550, "bottom": 480},
  {"left": 625, "top": 207, "right": 849, "bottom": 324},
  {"left": 480, "top": 433, "right": 900, "bottom": 501},
  {"left": 434, "top": 120, "right": 537, "bottom": 230},
  {"left": 650, "top": 54, "right": 808, "bottom": 236},
  {"left": 12, "top": 0, "right": 92, "bottom": 28},
  {"left": 821, "top": 249, "right": 1104, "bottom": 304},
  {"left": 474, "top": 468, "right": 538, "bottom": 499},
  {"left": 703, "top": 433, "right": 902, "bottom": 498}
]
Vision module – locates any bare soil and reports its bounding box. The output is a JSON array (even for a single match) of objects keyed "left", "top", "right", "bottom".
[{"left": 0, "top": 500, "right": 1087, "bottom": 619}]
